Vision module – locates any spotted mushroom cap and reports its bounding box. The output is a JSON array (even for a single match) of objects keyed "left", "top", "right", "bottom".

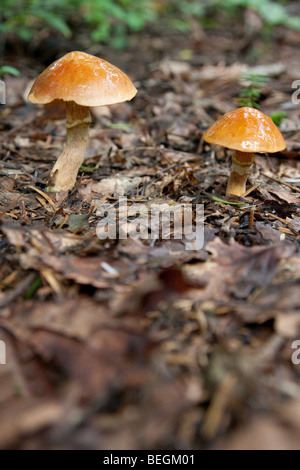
[
  {"left": 203, "top": 107, "right": 286, "bottom": 153},
  {"left": 28, "top": 51, "right": 137, "bottom": 107}
]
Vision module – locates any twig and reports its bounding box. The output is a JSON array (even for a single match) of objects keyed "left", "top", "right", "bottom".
[
  {"left": 0, "top": 193, "right": 24, "bottom": 219},
  {"left": 249, "top": 207, "right": 255, "bottom": 229},
  {"left": 243, "top": 183, "right": 261, "bottom": 197},
  {"left": 266, "top": 212, "right": 299, "bottom": 235},
  {"left": 27, "top": 185, "right": 56, "bottom": 208},
  {"left": 201, "top": 372, "right": 237, "bottom": 440},
  {"left": 0, "top": 273, "right": 36, "bottom": 309},
  {"left": 262, "top": 173, "right": 300, "bottom": 193}
]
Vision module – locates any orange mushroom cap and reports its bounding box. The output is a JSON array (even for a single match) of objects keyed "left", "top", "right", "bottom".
[
  {"left": 28, "top": 51, "right": 137, "bottom": 107},
  {"left": 203, "top": 107, "right": 286, "bottom": 154}
]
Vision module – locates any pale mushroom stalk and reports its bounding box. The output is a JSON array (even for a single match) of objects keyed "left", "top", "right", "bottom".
[
  {"left": 48, "top": 102, "right": 91, "bottom": 192},
  {"left": 226, "top": 151, "right": 254, "bottom": 196}
]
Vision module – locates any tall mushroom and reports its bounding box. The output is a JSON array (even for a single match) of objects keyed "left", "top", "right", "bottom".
[
  {"left": 28, "top": 51, "right": 137, "bottom": 191},
  {"left": 203, "top": 107, "right": 286, "bottom": 196}
]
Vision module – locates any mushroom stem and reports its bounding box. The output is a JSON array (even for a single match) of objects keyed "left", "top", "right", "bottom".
[
  {"left": 226, "top": 151, "right": 254, "bottom": 196},
  {"left": 47, "top": 101, "right": 92, "bottom": 192}
]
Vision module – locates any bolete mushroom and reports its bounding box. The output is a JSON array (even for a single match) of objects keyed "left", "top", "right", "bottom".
[
  {"left": 203, "top": 107, "right": 286, "bottom": 196},
  {"left": 28, "top": 51, "right": 137, "bottom": 191}
]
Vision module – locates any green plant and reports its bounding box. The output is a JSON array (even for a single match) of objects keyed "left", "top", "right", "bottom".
[
  {"left": 270, "top": 111, "right": 288, "bottom": 126},
  {"left": 0, "top": 0, "right": 156, "bottom": 48},
  {"left": 238, "top": 72, "right": 270, "bottom": 108},
  {"left": 1, "top": 0, "right": 300, "bottom": 50},
  {"left": 214, "top": 0, "right": 300, "bottom": 30},
  {"left": 0, "top": 66, "right": 20, "bottom": 78},
  {"left": 82, "top": 0, "right": 156, "bottom": 48},
  {"left": 156, "top": 0, "right": 300, "bottom": 33},
  {"left": 156, "top": 0, "right": 205, "bottom": 32},
  {"left": 0, "top": 0, "right": 73, "bottom": 40}
]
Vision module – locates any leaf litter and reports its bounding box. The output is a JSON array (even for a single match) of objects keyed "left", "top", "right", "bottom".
[{"left": 0, "top": 14, "right": 300, "bottom": 450}]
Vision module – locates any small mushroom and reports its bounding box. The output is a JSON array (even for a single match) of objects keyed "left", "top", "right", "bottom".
[
  {"left": 203, "top": 107, "right": 286, "bottom": 196},
  {"left": 28, "top": 51, "right": 137, "bottom": 191}
]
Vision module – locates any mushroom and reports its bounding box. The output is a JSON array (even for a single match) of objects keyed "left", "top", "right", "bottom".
[
  {"left": 203, "top": 107, "right": 286, "bottom": 196},
  {"left": 28, "top": 51, "right": 137, "bottom": 192}
]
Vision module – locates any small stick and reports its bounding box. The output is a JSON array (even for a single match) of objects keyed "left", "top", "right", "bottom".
[
  {"left": 262, "top": 173, "right": 300, "bottom": 193},
  {"left": 243, "top": 183, "right": 261, "bottom": 197},
  {"left": 249, "top": 206, "right": 255, "bottom": 229},
  {"left": 0, "top": 273, "right": 36, "bottom": 309},
  {"left": 201, "top": 372, "right": 237, "bottom": 440},
  {"left": 266, "top": 212, "right": 299, "bottom": 235},
  {"left": 28, "top": 185, "right": 56, "bottom": 208},
  {"left": 0, "top": 193, "right": 24, "bottom": 219}
]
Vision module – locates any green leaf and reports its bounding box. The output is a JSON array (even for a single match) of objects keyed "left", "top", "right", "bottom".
[
  {"left": 0, "top": 66, "right": 20, "bottom": 77},
  {"left": 60, "top": 213, "right": 90, "bottom": 232},
  {"left": 270, "top": 111, "right": 288, "bottom": 126},
  {"left": 286, "top": 16, "right": 300, "bottom": 31},
  {"left": 34, "top": 10, "right": 72, "bottom": 37},
  {"left": 107, "top": 122, "right": 131, "bottom": 129},
  {"left": 25, "top": 275, "right": 42, "bottom": 299},
  {"left": 209, "top": 195, "right": 248, "bottom": 206}
]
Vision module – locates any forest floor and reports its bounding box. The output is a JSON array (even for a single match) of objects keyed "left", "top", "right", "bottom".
[{"left": 0, "top": 10, "right": 300, "bottom": 450}]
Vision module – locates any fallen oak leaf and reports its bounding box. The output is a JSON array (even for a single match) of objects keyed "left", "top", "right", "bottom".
[
  {"left": 53, "top": 213, "right": 90, "bottom": 232},
  {"left": 29, "top": 326, "right": 153, "bottom": 401},
  {"left": 205, "top": 238, "right": 296, "bottom": 299},
  {"left": 39, "top": 254, "right": 132, "bottom": 288},
  {"left": 0, "top": 400, "right": 64, "bottom": 449},
  {"left": 229, "top": 278, "right": 300, "bottom": 324}
]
